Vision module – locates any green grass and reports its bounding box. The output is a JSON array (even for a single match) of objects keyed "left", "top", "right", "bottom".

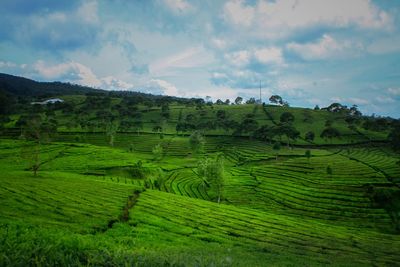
[
  {"left": 0, "top": 133, "right": 400, "bottom": 266},
  {"left": 4, "top": 96, "right": 391, "bottom": 145}
]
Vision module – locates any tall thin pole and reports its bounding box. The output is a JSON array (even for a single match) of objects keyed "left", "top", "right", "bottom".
[{"left": 259, "top": 80, "right": 262, "bottom": 104}]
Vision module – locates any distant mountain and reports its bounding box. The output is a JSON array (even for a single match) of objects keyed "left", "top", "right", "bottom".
[
  {"left": 0, "top": 73, "right": 104, "bottom": 97},
  {"left": 0, "top": 73, "right": 195, "bottom": 103}
]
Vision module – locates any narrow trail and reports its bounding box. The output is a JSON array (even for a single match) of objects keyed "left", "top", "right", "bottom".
[{"left": 104, "top": 189, "right": 142, "bottom": 231}]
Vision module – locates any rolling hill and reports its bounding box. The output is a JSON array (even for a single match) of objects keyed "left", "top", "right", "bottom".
[{"left": 0, "top": 73, "right": 399, "bottom": 266}]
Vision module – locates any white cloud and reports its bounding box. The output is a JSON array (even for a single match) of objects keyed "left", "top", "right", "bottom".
[
  {"left": 388, "top": 87, "right": 400, "bottom": 96},
  {"left": 211, "top": 38, "right": 228, "bottom": 50},
  {"left": 143, "top": 79, "right": 179, "bottom": 96},
  {"left": 254, "top": 47, "right": 283, "bottom": 65},
  {"left": 330, "top": 97, "right": 343, "bottom": 103},
  {"left": 223, "top": 0, "right": 255, "bottom": 27},
  {"left": 223, "top": 0, "right": 392, "bottom": 39},
  {"left": 224, "top": 50, "right": 251, "bottom": 67},
  {"left": 348, "top": 97, "right": 369, "bottom": 105},
  {"left": 101, "top": 76, "right": 134, "bottom": 90},
  {"left": 12, "top": 1, "right": 100, "bottom": 50},
  {"left": 367, "top": 36, "right": 400, "bottom": 55},
  {"left": 77, "top": 0, "right": 99, "bottom": 24},
  {"left": 33, "top": 60, "right": 102, "bottom": 87},
  {"left": 196, "top": 86, "right": 239, "bottom": 101},
  {"left": 163, "top": 0, "right": 193, "bottom": 14},
  {"left": 224, "top": 47, "right": 284, "bottom": 67},
  {"left": 0, "top": 61, "right": 17, "bottom": 68},
  {"left": 376, "top": 96, "right": 395, "bottom": 104},
  {"left": 287, "top": 34, "right": 362, "bottom": 60},
  {"left": 329, "top": 96, "right": 369, "bottom": 105},
  {"left": 150, "top": 46, "right": 214, "bottom": 76}
]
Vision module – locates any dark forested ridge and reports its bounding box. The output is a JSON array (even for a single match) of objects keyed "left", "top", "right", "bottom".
[
  {"left": 0, "top": 73, "right": 104, "bottom": 96},
  {"left": 0, "top": 72, "right": 198, "bottom": 103}
]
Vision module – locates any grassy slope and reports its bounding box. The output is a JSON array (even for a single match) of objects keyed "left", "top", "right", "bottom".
[
  {"left": 1, "top": 78, "right": 398, "bottom": 265},
  {"left": 4, "top": 95, "right": 390, "bottom": 145},
  {"left": 1, "top": 134, "right": 400, "bottom": 266}
]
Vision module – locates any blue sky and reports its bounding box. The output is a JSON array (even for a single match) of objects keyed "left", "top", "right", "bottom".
[{"left": 1, "top": 0, "right": 399, "bottom": 117}]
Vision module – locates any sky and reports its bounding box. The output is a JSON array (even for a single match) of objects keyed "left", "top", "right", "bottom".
[{"left": 0, "top": 0, "right": 399, "bottom": 117}]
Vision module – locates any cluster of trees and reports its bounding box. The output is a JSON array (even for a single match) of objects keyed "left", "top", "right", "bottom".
[
  {"left": 269, "top": 95, "right": 289, "bottom": 106},
  {"left": 176, "top": 109, "right": 239, "bottom": 134},
  {"left": 205, "top": 94, "right": 290, "bottom": 107},
  {"left": 252, "top": 109, "right": 300, "bottom": 147}
]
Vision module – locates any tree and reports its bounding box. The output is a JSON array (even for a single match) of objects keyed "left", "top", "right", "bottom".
[
  {"left": 161, "top": 103, "right": 170, "bottom": 119},
  {"left": 0, "top": 89, "right": 13, "bottom": 115},
  {"left": 238, "top": 114, "right": 259, "bottom": 137},
  {"left": 216, "top": 110, "right": 226, "bottom": 120},
  {"left": 152, "top": 125, "right": 163, "bottom": 133},
  {"left": 106, "top": 121, "right": 118, "bottom": 147},
  {"left": 246, "top": 98, "right": 256, "bottom": 104},
  {"left": 388, "top": 124, "right": 400, "bottom": 151},
  {"left": 349, "top": 105, "right": 362, "bottom": 117},
  {"left": 132, "top": 120, "right": 143, "bottom": 135},
  {"left": 21, "top": 115, "right": 57, "bottom": 176},
  {"left": 326, "top": 103, "right": 346, "bottom": 113},
  {"left": 216, "top": 99, "right": 224, "bottom": 105},
  {"left": 235, "top": 96, "right": 243, "bottom": 105},
  {"left": 280, "top": 112, "right": 295, "bottom": 124},
  {"left": 152, "top": 144, "right": 163, "bottom": 161},
  {"left": 326, "top": 165, "right": 333, "bottom": 177},
  {"left": 314, "top": 105, "right": 320, "bottom": 110},
  {"left": 269, "top": 95, "right": 283, "bottom": 105},
  {"left": 320, "top": 127, "right": 341, "bottom": 143},
  {"left": 273, "top": 142, "right": 281, "bottom": 160},
  {"left": 224, "top": 99, "right": 230, "bottom": 105},
  {"left": 189, "top": 131, "right": 205, "bottom": 155},
  {"left": 197, "top": 154, "right": 224, "bottom": 203},
  {"left": 305, "top": 150, "right": 311, "bottom": 162},
  {"left": 305, "top": 131, "right": 315, "bottom": 142},
  {"left": 275, "top": 124, "right": 300, "bottom": 148},
  {"left": 253, "top": 125, "right": 273, "bottom": 143}
]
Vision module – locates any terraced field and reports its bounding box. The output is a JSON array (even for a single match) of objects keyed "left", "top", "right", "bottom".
[
  {"left": 131, "top": 190, "right": 400, "bottom": 266},
  {"left": 1, "top": 133, "right": 400, "bottom": 266},
  {"left": 0, "top": 171, "right": 139, "bottom": 232},
  {"left": 339, "top": 147, "right": 400, "bottom": 183}
]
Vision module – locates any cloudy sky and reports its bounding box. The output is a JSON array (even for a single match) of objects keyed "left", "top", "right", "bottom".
[{"left": 1, "top": 0, "right": 399, "bottom": 117}]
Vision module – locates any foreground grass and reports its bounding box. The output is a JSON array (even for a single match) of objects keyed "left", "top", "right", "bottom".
[{"left": 0, "top": 138, "right": 399, "bottom": 266}]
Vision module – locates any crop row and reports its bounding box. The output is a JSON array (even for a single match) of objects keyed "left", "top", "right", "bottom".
[{"left": 130, "top": 190, "right": 400, "bottom": 266}]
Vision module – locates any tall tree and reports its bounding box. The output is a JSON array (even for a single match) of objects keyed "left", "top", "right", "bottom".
[
  {"left": 235, "top": 96, "right": 243, "bottom": 105},
  {"left": 305, "top": 131, "right": 315, "bottom": 142},
  {"left": 197, "top": 154, "right": 224, "bottom": 203},
  {"left": 320, "top": 127, "right": 341, "bottom": 143},
  {"left": 305, "top": 150, "right": 311, "bottom": 163},
  {"left": 152, "top": 144, "right": 163, "bottom": 161},
  {"left": 269, "top": 95, "right": 283, "bottom": 105},
  {"left": 106, "top": 121, "right": 119, "bottom": 147},
  {"left": 189, "top": 131, "right": 205, "bottom": 155},
  {"left": 21, "top": 115, "right": 57, "bottom": 176},
  {"left": 280, "top": 112, "right": 295, "bottom": 124},
  {"left": 273, "top": 142, "right": 281, "bottom": 160}
]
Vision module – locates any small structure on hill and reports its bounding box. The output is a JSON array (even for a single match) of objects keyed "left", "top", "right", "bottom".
[{"left": 31, "top": 98, "right": 64, "bottom": 105}]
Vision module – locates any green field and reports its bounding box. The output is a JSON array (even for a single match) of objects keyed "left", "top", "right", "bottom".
[{"left": 1, "top": 91, "right": 400, "bottom": 266}]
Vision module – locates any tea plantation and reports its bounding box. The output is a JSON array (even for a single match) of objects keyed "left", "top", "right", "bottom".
[{"left": 0, "top": 88, "right": 400, "bottom": 266}]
